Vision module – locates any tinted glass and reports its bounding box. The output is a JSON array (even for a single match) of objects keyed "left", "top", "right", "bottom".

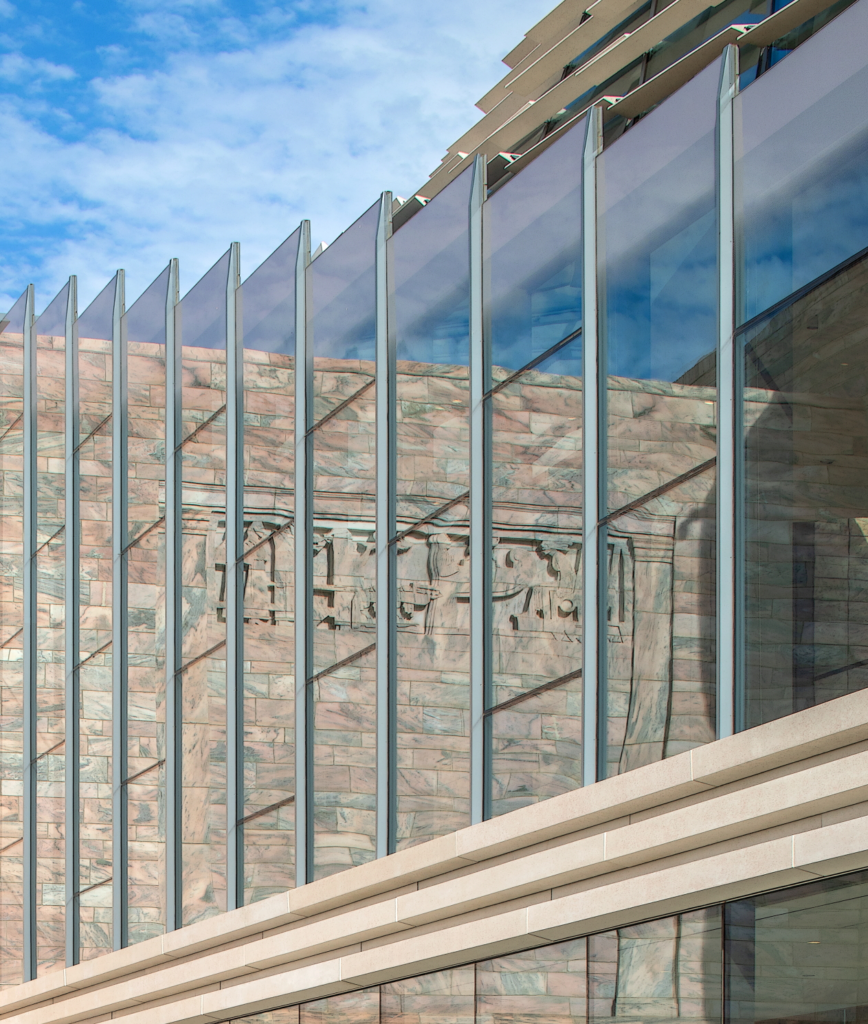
[
  {"left": 34, "top": 286, "right": 70, "bottom": 973},
  {"left": 308, "top": 203, "right": 378, "bottom": 879},
  {"left": 742, "top": 257, "right": 868, "bottom": 727},
  {"left": 0, "top": 289, "right": 28, "bottom": 985},
  {"left": 736, "top": 0, "right": 868, "bottom": 323},
  {"left": 122, "top": 266, "right": 170, "bottom": 942},
  {"left": 726, "top": 870, "right": 868, "bottom": 1024},
  {"left": 240, "top": 229, "right": 299, "bottom": 901},
  {"left": 600, "top": 59, "right": 719, "bottom": 778},
  {"left": 392, "top": 169, "right": 472, "bottom": 849},
  {"left": 178, "top": 250, "right": 231, "bottom": 923},
  {"left": 483, "top": 119, "right": 584, "bottom": 817},
  {"left": 76, "top": 275, "right": 118, "bottom": 959}
]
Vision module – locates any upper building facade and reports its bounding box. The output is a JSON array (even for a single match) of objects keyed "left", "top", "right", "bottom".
[{"left": 1, "top": 0, "right": 868, "bottom": 1019}]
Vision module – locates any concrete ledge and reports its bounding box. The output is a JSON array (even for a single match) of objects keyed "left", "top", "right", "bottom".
[{"left": 2, "top": 691, "right": 868, "bottom": 1024}]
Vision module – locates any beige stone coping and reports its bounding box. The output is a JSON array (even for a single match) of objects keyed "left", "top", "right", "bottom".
[{"left": 3, "top": 688, "right": 868, "bottom": 1023}]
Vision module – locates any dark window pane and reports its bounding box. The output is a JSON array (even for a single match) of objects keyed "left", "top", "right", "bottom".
[
  {"left": 726, "top": 870, "right": 868, "bottom": 1024},
  {"left": 742, "top": 256, "right": 868, "bottom": 727}
]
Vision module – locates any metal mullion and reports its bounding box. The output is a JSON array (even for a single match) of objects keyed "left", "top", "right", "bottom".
[
  {"left": 469, "top": 154, "right": 486, "bottom": 826},
  {"left": 375, "top": 191, "right": 394, "bottom": 858},
  {"left": 111, "top": 271, "right": 128, "bottom": 951},
  {"left": 22, "top": 283, "right": 36, "bottom": 980},
  {"left": 65, "top": 277, "right": 82, "bottom": 966},
  {"left": 164, "top": 259, "right": 182, "bottom": 930},
  {"left": 582, "top": 106, "right": 604, "bottom": 787},
  {"left": 294, "top": 222, "right": 312, "bottom": 887},
  {"left": 716, "top": 45, "right": 739, "bottom": 739},
  {"left": 225, "top": 243, "right": 244, "bottom": 909}
]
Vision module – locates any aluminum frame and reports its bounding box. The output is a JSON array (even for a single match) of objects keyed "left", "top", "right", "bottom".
[
  {"left": 165, "top": 259, "right": 183, "bottom": 931},
  {"left": 111, "top": 270, "right": 127, "bottom": 952},
  {"left": 469, "top": 154, "right": 486, "bottom": 826},
  {"left": 225, "top": 243, "right": 244, "bottom": 909},
  {"left": 375, "top": 192, "right": 395, "bottom": 857},
  {"left": 22, "top": 283, "right": 37, "bottom": 980},
  {"left": 63, "top": 277, "right": 82, "bottom": 966},
  {"left": 294, "top": 221, "right": 312, "bottom": 887},
  {"left": 582, "top": 105, "right": 604, "bottom": 786},
  {"left": 716, "top": 45, "right": 739, "bottom": 739}
]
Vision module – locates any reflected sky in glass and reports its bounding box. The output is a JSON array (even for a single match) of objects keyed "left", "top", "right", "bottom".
[
  {"left": 737, "top": 0, "right": 868, "bottom": 323},
  {"left": 394, "top": 168, "right": 471, "bottom": 366},
  {"left": 36, "top": 283, "right": 70, "bottom": 338},
  {"left": 125, "top": 265, "right": 169, "bottom": 346},
  {"left": 601, "top": 58, "right": 719, "bottom": 384},
  {"left": 78, "top": 273, "right": 117, "bottom": 342},
  {"left": 2, "top": 289, "right": 27, "bottom": 334},
  {"left": 309, "top": 204, "right": 377, "bottom": 362},
  {"left": 180, "top": 249, "right": 229, "bottom": 349},
  {"left": 242, "top": 229, "right": 299, "bottom": 355},
  {"left": 485, "top": 117, "right": 583, "bottom": 379}
]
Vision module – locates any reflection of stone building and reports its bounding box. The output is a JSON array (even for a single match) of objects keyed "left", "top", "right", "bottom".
[{"left": 4, "top": 0, "right": 868, "bottom": 1019}]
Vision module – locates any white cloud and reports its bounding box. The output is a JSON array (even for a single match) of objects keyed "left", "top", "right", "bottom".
[
  {"left": 0, "top": 0, "right": 554, "bottom": 312},
  {"left": 0, "top": 52, "right": 74, "bottom": 82}
]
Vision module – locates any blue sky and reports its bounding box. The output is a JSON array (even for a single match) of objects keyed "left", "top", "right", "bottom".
[{"left": 0, "top": 0, "right": 552, "bottom": 314}]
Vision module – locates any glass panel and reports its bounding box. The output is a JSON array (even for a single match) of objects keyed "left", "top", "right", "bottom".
[
  {"left": 34, "top": 293, "right": 67, "bottom": 974},
  {"left": 742, "top": 257, "right": 868, "bottom": 727},
  {"left": 600, "top": 60, "right": 719, "bottom": 778},
  {"left": 77, "top": 276, "right": 117, "bottom": 960},
  {"left": 736, "top": 0, "right": 868, "bottom": 324},
  {"left": 392, "top": 168, "right": 472, "bottom": 850},
  {"left": 381, "top": 968, "right": 475, "bottom": 1024},
  {"left": 477, "top": 938, "right": 587, "bottom": 1024},
  {"left": 123, "top": 267, "right": 170, "bottom": 943},
  {"left": 77, "top": 278, "right": 115, "bottom": 343},
  {"left": 589, "top": 908, "right": 721, "bottom": 1024},
  {"left": 178, "top": 251, "right": 230, "bottom": 924},
  {"left": 726, "top": 870, "right": 868, "bottom": 1024},
  {"left": 0, "top": 290, "right": 27, "bottom": 986},
  {"left": 483, "top": 117, "right": 584, "bottom": 817},
  {"left": 308, "top": 204, "right": 378, "bottom": 879},
  {"left": 240, "top": 230, "right": 298, "bottom": 903},
  {"left": 231, "top": 1010, "right": 299, "bottom": 1024},
  {"left": 302, "top": 988, "right": 379, "bottom": 1024},
  {"left": 738, "top": 0, "right": 858, "bottom": 88}
]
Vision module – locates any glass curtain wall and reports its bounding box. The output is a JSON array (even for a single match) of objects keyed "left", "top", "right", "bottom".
[
  {"left": 599, "top": 59, "right": 719, "bottom": 777},
  {"left": 239, "top": 230, "right": 299, "bottom": 902},
  {"left": 177, "top": 251, "right": 231, "bottom": 924},
  {"left": 726, "top": 870, "right": 868, "bottom": 1024},
  {"left": 482, "top": 119, "right": 584, "bottom": 818},
  {"left": 391, "top": 168, "right": 473, "bottom": 850},
  {"left": 123, "top": 266, "right": 170, "bottom": 943},
  {"left": 75, "top": 276, "right": 119, "bottom": 960},
  {"left": 736, "top": 0, "right": 868, "bottom": 728},
  {"left": 307, "top": 206, "right": 378, "bottom": 879},
  {"left": 0, "top": 290, "right": 27, "bottom": 986}
]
